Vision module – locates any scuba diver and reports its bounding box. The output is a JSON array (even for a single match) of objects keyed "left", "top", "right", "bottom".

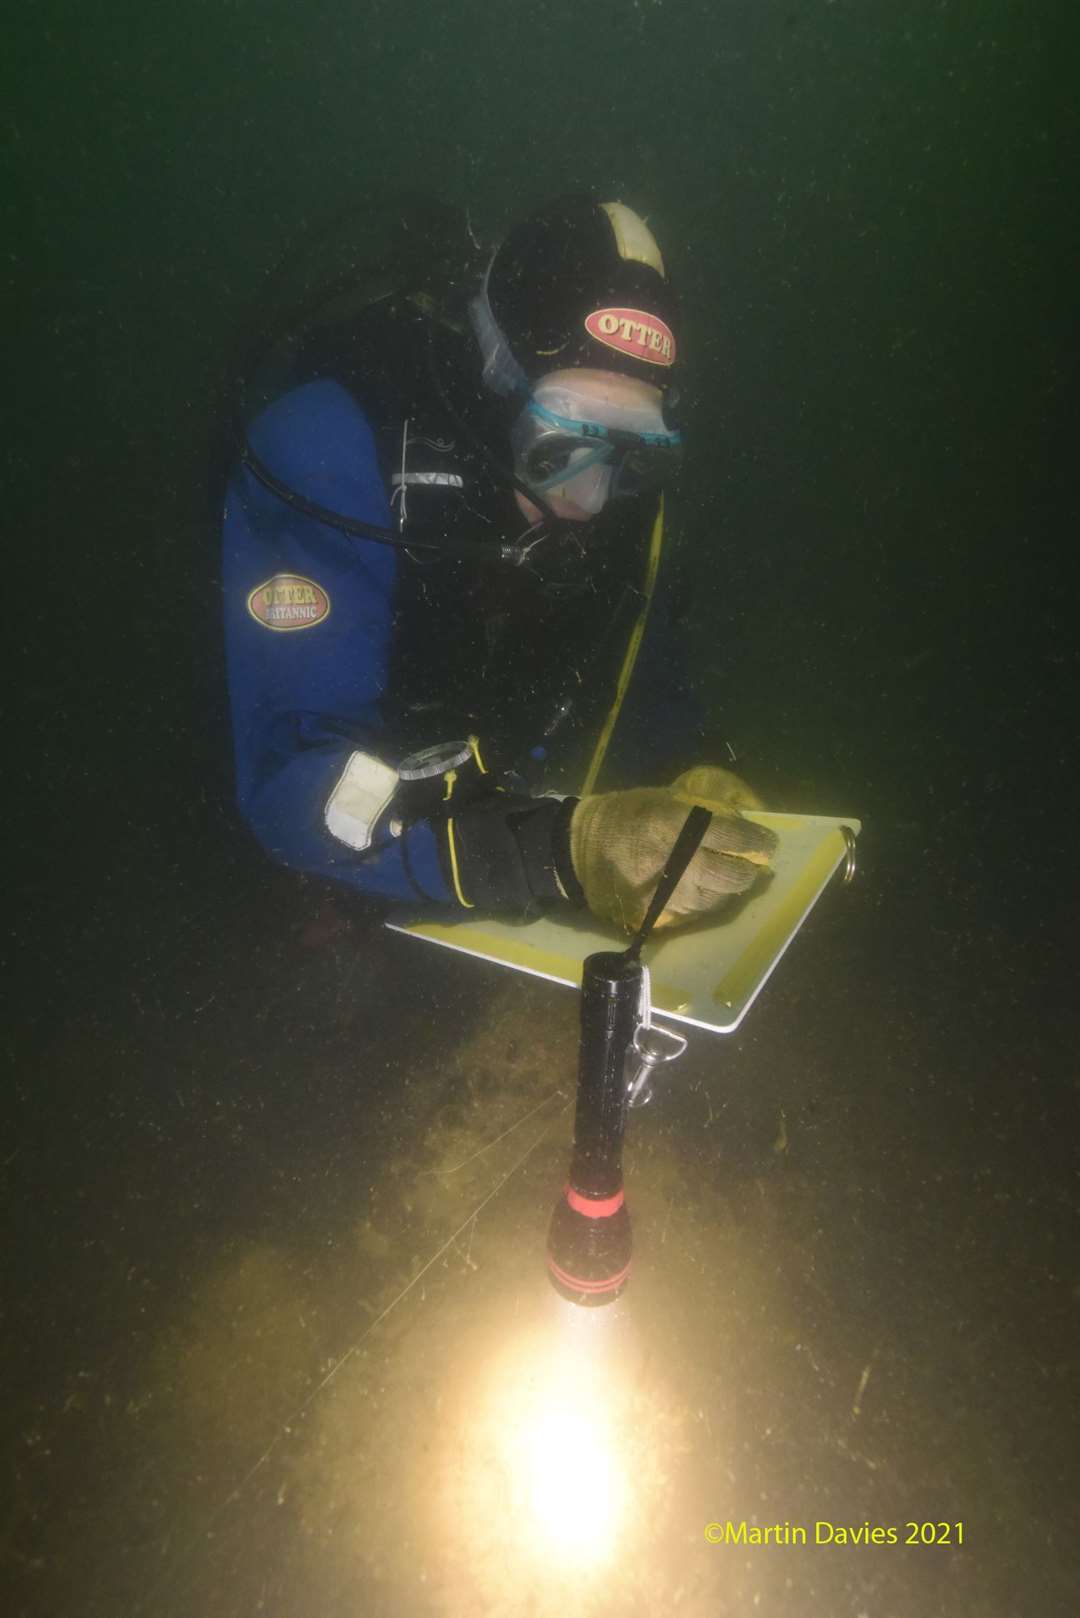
[{"left": 222, "top": 193, "right": 777, "bottom": 933}]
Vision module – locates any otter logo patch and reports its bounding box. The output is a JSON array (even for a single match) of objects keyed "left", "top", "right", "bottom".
[
  {"left": 247, "top": 573, "right": 330, "bottom": 632},
  {"left": 584, "top": 307, "right": 676, "bottom": 366}
]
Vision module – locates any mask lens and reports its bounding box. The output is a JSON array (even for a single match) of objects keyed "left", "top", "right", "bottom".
[{"left": 526, "top": 437, "right": 580, "bottom": 481}]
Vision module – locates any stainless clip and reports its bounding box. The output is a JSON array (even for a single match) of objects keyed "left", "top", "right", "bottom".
[{"left": 625, "top": 966, "right": 688, "bottom": 1109}]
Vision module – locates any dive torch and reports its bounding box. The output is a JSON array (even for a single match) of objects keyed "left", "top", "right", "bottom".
[{"left": 546, "top": 807, "right": 712, "bottom": 1306}]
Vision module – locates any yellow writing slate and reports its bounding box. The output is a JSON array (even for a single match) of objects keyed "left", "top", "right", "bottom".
[{"left": 387, "top": 812, "right": 860, "bottom": 1035}]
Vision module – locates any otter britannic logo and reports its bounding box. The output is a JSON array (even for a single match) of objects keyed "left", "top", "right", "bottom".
[
  {"left": 247, "top": 573, "right": 331, "bottom": 631},
  {"left": 584, "top": 307, "right": 676, "bottom": 367}
]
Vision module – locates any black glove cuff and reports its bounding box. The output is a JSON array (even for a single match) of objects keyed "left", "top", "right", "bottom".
[{"left": 440, "top": 793, "right": 584, "bottom": 917}]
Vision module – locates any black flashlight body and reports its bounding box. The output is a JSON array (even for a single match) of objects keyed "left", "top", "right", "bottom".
[{"left": 547, "top": 951, "right": 641, "bottom": 1306}]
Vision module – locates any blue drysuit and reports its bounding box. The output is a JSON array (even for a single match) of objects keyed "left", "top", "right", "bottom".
[{"left": 223, "top": 362, "right": 705, "bottom": 905}]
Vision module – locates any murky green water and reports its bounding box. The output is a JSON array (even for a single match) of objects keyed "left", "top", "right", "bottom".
[{"left": 5, "top": 2, "right": 1074, "bottom": 1613}]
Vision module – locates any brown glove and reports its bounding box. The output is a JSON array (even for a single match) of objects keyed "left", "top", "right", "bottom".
[{"left": 568, "top": 767, "right": 778, "bottom": 934}]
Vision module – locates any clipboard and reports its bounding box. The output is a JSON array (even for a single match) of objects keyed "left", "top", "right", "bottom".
[{"left": 387, "top": 812, "right": 860, "bottom": 1035}]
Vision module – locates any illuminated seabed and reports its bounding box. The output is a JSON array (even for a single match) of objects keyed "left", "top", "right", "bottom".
[
  {"left": 137, "top": 979, "right": 1027, "bottom": 1618},
  {"left": 448, "top": 1299, "right": 640, "bottom": 1574},
  {"left": 293, "top": 1280, "right": 712, "bottom": 1616},
  {"left": 280, "top": 1163, "right": 754, "bottom": 1618},
  {"left": 151, "top": 999, "right": 754, "bottom": 1615}
]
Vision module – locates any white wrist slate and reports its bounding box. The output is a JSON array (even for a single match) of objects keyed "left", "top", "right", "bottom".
[{"left": 324, "top": 751, "right": 399, "bottom": 851}]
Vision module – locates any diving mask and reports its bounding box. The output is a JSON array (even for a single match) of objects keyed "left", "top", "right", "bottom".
[{"left": 510, "top": 371, "right": 683, "bottom": 515}]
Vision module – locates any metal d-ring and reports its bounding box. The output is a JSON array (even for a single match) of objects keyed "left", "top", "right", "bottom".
[{"left": 838, "top": 824, "right": 858, "bottom": 885}]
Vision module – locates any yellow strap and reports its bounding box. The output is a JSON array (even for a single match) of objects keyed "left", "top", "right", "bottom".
[
  {"left": 579, "top": 495, "right": 666, "bottom": 798},
  {"left": 444, "top": 817, "right": 474, "bottom": 908},
  {"left": 436, "top": 767, "right": 472, "bottom": 908}
]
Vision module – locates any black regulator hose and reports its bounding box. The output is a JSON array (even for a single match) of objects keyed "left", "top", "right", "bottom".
[
  {"left": 237, "top": 435, "right": 522, "bottom": 565},
  {"left": 233, "top": 307, "right": 581, "bottom": 571}
]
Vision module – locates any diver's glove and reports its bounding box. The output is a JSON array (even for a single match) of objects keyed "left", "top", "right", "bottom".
[{"left": 567, "top": 766, "right": 778, "bottom": 934}]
